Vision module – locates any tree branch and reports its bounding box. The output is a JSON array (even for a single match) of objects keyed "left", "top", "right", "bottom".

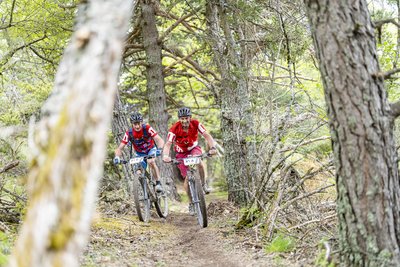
[
  {"left": 0, "top": 35, "right": 47, "bottom": 68},
  {"left": 29, "top": 47, "right": 56, "bottom": 66},
  {"left": 0, "top": 0, "right": 16, "bottom": 30},
  {"left": 390, "top": 100, "right": 400, "bottom": 119},
  {"left": 373, "top": 18, "right": 400, "bottom": 29},
  {"left": 163, "top": 48, "right": 199, "bottom": 73},
  {"left": 159, "top": 11, "right": 198, "bottom": 42},
  {"left": 373, "top": 68, "right": 400, "bottom": 80},
  {"left": 0, "top": 160, "right": 19, "bottom": 174},
  {"left": 156, "top": 8, "right": 197, "bottom": 35},
  {"left": 279, "top": 136, "right": 331, "bottom": 153},
  {"left": 163, "top": 46, "right": 219, "bottom": 80}
]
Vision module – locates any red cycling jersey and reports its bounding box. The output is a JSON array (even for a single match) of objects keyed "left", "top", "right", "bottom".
[
  {"left": 121, "top": 124, "right": 158, "bottom": 153},
  {"left": 167, "top": 119, "right": 206, "bottom": 153}
]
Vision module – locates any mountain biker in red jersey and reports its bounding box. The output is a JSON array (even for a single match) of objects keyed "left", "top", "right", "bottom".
[
  {"left": 162, "top": 107, "right": 217, "bottom": 214},
  {"left": 114, "top": 112, "right": 165, "bottom": 193}
]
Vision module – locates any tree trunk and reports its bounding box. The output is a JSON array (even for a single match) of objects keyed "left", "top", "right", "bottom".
[
  {"left": 206, "top": 0, "right": 257, "bottom": 206},
  {"left": 8, "top": 1, "right": 135, "bottom": 266},
  {"left": 396, "top": 0, "right": 400, "bottom": 68},
  {"left": 304, "top": 0, "right": 400, "bottom": 265},
  {"left": 112, "top": 92, "right": 135, "bottom": 197},
  {"left": 140, "top": 0, "right": 179, "bottom": 200}
]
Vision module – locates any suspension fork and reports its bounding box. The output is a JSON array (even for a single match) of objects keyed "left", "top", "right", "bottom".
[
  {"left": 188, "top": 170, "right": 199, "bottom": 205},
  {"left": 135, "top": 165, "right": 148, "bottom": 199}
]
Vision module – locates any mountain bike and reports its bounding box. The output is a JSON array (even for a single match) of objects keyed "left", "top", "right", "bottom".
[
  {"left": 120, "top": 151, "right": 168, "bottom": 222},
  {"left": 171, "top": 153, "right": 210, "bottom": 228}
]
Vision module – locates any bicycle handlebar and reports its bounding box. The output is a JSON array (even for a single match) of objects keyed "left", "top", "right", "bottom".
[
  {"left": 169, "top": 152, "right": 212, "bottom": 164},
  {"left": 116, "top": 149, "right": 162, "bottom": 165}
]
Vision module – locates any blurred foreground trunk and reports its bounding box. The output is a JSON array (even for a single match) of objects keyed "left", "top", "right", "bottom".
[{"left": 8, "top": 1, "right": 136, "bottom": 266}]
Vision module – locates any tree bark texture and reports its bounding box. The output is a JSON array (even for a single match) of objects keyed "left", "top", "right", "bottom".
[
  {"left": 112, "top": 92, "right": 135, "bottom": 196},
  {"left": 206, "top": 0, "right": 257, "bottom": 206},
  {"left": 304, "top": 1, "right": 400, "bottom": 265},
  {"left": 8, "top": 1, "right": 135, "bottom": 266},
  {"left": 140, "top": 0, "right": 178, "bottom": 200}
]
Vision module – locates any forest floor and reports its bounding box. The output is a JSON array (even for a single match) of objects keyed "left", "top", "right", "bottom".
[{"left": 81, "top": 186, "right": 320, "bottom": 267}]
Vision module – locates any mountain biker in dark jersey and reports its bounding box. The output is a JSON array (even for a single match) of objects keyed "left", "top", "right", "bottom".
[{"left": 114, "top": 112, "right": 165, "bottom": 193}]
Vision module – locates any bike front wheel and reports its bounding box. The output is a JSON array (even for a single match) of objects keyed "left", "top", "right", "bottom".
[
  {"left": 132, "top": 175, "right": 150, "bottom": 222},
  {"left": 154, "top": 189, "right": 168, "bottom": 218},
  {"left": 193, "top": 177, "right": 207, "bottom": 228}
]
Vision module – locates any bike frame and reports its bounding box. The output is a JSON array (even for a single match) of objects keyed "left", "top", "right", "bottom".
[
  {"left": 186, "top": 166, "right": 199, "bottom": 203},
  {"left": 172, "top": 153, "right": 209, "bottom": 227},
  {"left": 127, "top": 155, "right": 155, "bottom": 199},
  {"left": 121, "top": 151, "right": 168, "bottom": 222}
]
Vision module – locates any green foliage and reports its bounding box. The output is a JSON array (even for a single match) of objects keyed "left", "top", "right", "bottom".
[
  {"left": 236, "top": 205, "right": 261, "bottom": 229},
  {"left": 265, "top": 233, "right": 296, "bottom": 253},
  {"left": 0, "top": 82, "right": 52, "bottom": 125},
  {"left": 0, "top": 231, "right": 10, "bottom": 266},
  {"left": 213, "top": 175, "right": 228, "bottom": 191},
  {"left": 0, "top": 0, "right": 75, "bottom": 128},
  {"left": 315, "top": 240, "right": 336, "bottom": 267}
]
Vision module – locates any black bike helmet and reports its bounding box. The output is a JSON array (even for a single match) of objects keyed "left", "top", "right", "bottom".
[
  {"left": 178, "top": 107, "right": 191, "bottom": 118},
  {"left": 130, "top": 112, "right": 143, "bottom": 123}
]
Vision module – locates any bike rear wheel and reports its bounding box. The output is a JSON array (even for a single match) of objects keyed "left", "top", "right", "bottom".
[
  {"left": 132, "top": 175, "right": 150, "bottom": 222},
  {"left": 192, "top": 176, "right": 207, "bottom": 228}
]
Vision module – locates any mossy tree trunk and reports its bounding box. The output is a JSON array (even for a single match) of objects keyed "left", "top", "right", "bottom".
[
  {"left": 304, "top": 0, "right": 400, "bottom": 265},
  {"left": 206, "top": 0, "right": 257, "bottom": 206},
  {"left": 8, "top": 1, "right": 135, "bottom": 267},
  {"left": 140, "top": 0, "right": 179, "bottom": 200}
]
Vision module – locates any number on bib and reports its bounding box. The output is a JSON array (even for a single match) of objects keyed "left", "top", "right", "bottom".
[
  {"left": 183, "top": 157, "right": 201, "bottom": 166},
  {"left": 130, "top": 157, "right": 144, "bottom": 164}
]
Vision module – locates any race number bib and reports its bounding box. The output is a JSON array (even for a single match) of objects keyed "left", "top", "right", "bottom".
[
  {"left": 183, "top": 157, "right": 201, "bottom": 166},
  {"left": 130, "top": 157, "right": 144, "bottom": 164}
]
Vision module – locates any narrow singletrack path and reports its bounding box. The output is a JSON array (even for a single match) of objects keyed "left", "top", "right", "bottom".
[{"left": 81, "top": 200, "right": 276, "bottom": 267}]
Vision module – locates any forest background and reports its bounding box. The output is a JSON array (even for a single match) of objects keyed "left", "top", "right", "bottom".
[{"left": 1, "top": 0, "right": 400, "bottom": 266}]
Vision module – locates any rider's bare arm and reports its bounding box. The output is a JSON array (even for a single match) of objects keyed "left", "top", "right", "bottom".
[
  {"left": 162, "top": 140, "right": 173, "bottom": 162},
  {"left": 202, "top": 132, "right": 217, "bottom": 154},
  {"left": 153, "top": 134, "right": 165, "bottom": 150},
  {"left": 114, "top": 143, "right": 126, "bottom": 157}
]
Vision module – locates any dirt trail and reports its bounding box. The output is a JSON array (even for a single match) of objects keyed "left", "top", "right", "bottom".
[
  {"left": 156, "top": 212, "right": 256, "bottom": 267},
  {"left": 81, "top": 197, "right": 280, "bottom": 267}
]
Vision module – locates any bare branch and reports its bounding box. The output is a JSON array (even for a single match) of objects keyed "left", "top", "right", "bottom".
[
  {"left": 373, "top": 68, "right": 400, "bottom": 80},
  {"left": 0, "top": 0, "right": 16, "bottom": 30},
  {"left": 163, "top": 46, "right": 219, "bottom": 80},
  {"left": 373, "top": 18, "right": 400, "bottom": 29},
  {"left": 287, "top": 213, "right": 336, "bottom": 230},
  {"left": 159, "top": 11, "right": 198, "bottom": 42},
  {"left": 0, "top": 221, "right": 10, "bottom": 232},
  {"left": 0, "top": 160, "right": 19, "bottom": 174},
  {"left": 279, "top": 136, "right": 331, "bottom": 153},
  {"left": 156, "top": 8, "right": 197, "bottom": 35},
  {"left": 57, "top": 3, "right": 78, "bottom": 9},
  {"left": 163, "top": 48, "right": 199, "bottom": 73},
  {"left": 1, "top": 187, "right": 26, "bottom": 202},
  {"left": 29, "top": 47, "right": 56, "bottom": 66},
  {"left": 0, "top": 35, "right": 47, "bottom": 68}
]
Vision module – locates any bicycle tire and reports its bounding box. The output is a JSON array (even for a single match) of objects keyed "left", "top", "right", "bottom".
[
  {"left": 132, "top": 175, "right": 150, "bottom": 222},
  {"left": 145, "top": 178, "right": 168, "bottom": 218},
  {"left": 193, "top": 176, "right": 208, "bottom": 228},
  {"left": 154, "top": 190, "right": 169, "bottom": 218},
  {"left": 147, "top": 173, "right": 168, "bottom": 218}
]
